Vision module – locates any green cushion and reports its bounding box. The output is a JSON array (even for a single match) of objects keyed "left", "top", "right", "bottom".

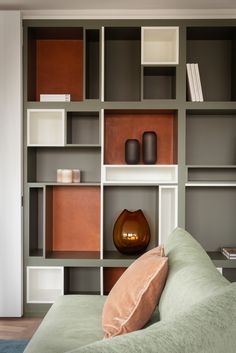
[
  {"left": 159, "top": 227, "right": 229, "bottom": 319},
  {"left": 66, "top": 283, "right": 236, "bottom": 353},
  {"left": 24, "top": 295, "right": 105, "bottom": 353}
]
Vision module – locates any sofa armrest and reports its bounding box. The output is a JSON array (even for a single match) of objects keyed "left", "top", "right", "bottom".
[{"left": 66, "top": 283, "right": 236, "bottom": 353}]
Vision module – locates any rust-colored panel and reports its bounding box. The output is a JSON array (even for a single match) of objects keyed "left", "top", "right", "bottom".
[
  {"left": 36, "top": 39, "right": 83, "bottom": 101},
  {"left": 103, "top": 267, "right": 127, "bottom": 294},
  {"left": 104, "top": 112, "right": 177, "bottom": 164},
  {"left": 52, "top": 187, "right": 100, "bottom": 251}
]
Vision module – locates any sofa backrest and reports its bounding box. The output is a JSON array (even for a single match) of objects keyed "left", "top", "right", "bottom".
[{"left": 159, "top": 227, "right": 229, "bottom": 320}]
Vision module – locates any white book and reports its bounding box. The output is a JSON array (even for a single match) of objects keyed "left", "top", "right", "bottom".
[
  {"left": 194, "top": 63, "right": 204, "bottom": 102},
  {"left": 186, "top": 63, "right": 196, "bottom": 102},
  {"left": 191, "top": 64, "right": 200, "bottom": 102},
  {"left": 40, "top": 94, "right": 71, "bottom": 102}
]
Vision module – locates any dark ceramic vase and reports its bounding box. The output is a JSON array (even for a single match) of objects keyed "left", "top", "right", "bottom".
[
  {"left": 113, "top": 209, "right": 151, "bottom": 255},
  {"left": 125, "top": 139, "right": 140, "bottom": 164},
  {"left": 142, "top": 131, "right": 157, "bottom": 164}
]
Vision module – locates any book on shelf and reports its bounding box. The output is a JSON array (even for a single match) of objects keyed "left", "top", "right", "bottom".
[
  {"left": 221, "top": 247, "right": 236, "bottom": 259},
  {"left": 186, "top": 63, "right": 203, "bottom": 102},
  {"left": 40, "top": 94, "right": 71, "bottom": 102}
]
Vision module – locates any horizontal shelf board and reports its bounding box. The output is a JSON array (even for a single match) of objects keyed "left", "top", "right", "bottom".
[
  {"left": 187, "top": 165, "right": 236, "bottom": 169},
  {"left": 186, "top": 182, "right": 236, "bottom": 187},
  {"left": 46, "top": 251, "right": 101, "bottom": 259},
  {"left": 26, "top": 101, "right": 101, "bottom": 110},
  {"left": 65, "top": 144, "right": 101, "bottom": 148},
  {"left": 185, "top": 101, "right": 236, "bottom": 111},
  {"left": 28, "top": 182, "right": 101, "bottom": 187},
  {"left": 208, "top": 252, "right": 236, "bottom": 268},
  {"left": 66, "top": 291, "right": 100, "bottom": 295}
]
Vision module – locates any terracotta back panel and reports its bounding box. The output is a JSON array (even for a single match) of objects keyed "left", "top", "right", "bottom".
[
  {"left": 36, "top": 39, "right": 83, "bottom": 101},
  {"left": 52, "top": 186, "right": 100, "bottom": 251},
  {"left": 104, "top": 112, "right": 177, "bottom": 164},
  {"left": 104, "top": 267, "right": 127, "bottom": 294}
]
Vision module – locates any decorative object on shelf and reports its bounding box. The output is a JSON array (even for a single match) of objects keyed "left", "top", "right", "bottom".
[
  {"left": 57, "top": 169, "right": 63, "bottom": 183},
  {"left": 61, "top": 169, "right": 73, "bottom": 183},
  {"left": 72, "top": 169, "right": 81, "bottom": 183},
  {"left": 221, "top": 247, "right": 236, "bottom": 260},
  {"left": 113, "top": 209, "right": 151, "bottom": 255},
  {"left": 142, "top": 131, "right": 157, "bottom": 164},
  {"left": 125, "top": 139, "right": 140, "bottom": 164}
]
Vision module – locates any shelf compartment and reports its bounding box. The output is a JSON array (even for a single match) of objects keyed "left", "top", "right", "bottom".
[
  {"left": 104, "top": 110, "right": 177, "bottom": 165},
  {"left": 105, "top": 27, "right": 141, "bottom": 101},
  {"left": 103, "top": 186, "right": 159, "bottom": 255},
  {"left": 159, "top": 186, "right": 178, "bottom": 244},
  {"left": 27, "top": 147, "right": 101, "bottom": 183},
  {"left": 142, "top": 27, "right": 179, "bottom": 65},
  {"left": 102, "top": 165, "right": 178, "bottom": 184},
  {"left": 64, "top": 267, "right": 100, "bottom": 295},
  {"left": 186, "top": 111, "right": 236, "bottom": 166},
  {"left": 143, "top": 67, "right": 176, "bottom": 100},
  {"left": 29, "top": 187, "right": 44, "bottom": 257},
  {"left": 27, "top": 27, "right": 83, "bottom": 101},
  {"left": 27, "top": 109, "right": 65, "bottom": 146},
  {"left": 45, "top": 186, "right": 100, "bottom": 256},
  {"left": 103, "top": 267, "right": 127, "bottom": 295},
  {"left": 67, "top": 111, "right": 100, "bottom": 145},
  {"left": 188, "top": 167, "right": 236, "bottom": 182},
  {"left": 187, "top": 27, "right": 236, "bottom": 102},
  {"left": 27, "top": 266, "right": 64, "bottom": 303},
  {"left": 186, "top": 187, "right": 236, "bottom": 252},
  {"left": 222, "top": 268, "right": 236, "bottom": 282},
  {"left": 86, "top": 30, "right": 99, "bottom": 99}
]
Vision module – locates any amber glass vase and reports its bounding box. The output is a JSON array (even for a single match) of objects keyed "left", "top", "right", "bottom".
[{"left": 113, "top": 209, "right": 151, "bottom": 255}]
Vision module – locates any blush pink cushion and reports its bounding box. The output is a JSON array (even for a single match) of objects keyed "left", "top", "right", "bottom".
[{"left": 102, "top": 246, "right": 168, "bottom": 338}]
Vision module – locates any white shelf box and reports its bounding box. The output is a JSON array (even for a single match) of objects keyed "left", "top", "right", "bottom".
[
  {"left": 159, "top": 186, "right": 178, "bottom": 244},
  {"left": 142, "top": 27, "right": 179, "bottom": 65},
  {"left": 102, "top": 165, "right": 178, "bottom": 184},
  {"left": 27, "top": 109, "right": 66, "bottom": 146},
  {"left": 27, "top": 266, "right": 64, "bottom": 303}
]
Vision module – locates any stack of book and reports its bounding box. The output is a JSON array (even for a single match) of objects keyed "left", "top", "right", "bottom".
[
  {"left": 221, "top": 247, "right": 236, "bottom": 260},
  {"left": 186, "top": 63, "right": 204, "bottom": 102}
]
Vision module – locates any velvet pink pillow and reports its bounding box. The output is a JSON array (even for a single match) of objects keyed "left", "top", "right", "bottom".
[{"left": 102, "top": 246, "right": 168, "bottom": 338}]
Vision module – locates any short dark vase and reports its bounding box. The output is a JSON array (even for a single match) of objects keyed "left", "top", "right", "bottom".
[
  {"left": 125, "top": 139, "right": 140, "bottom": 164},
  {"left": 113, "top": 209, "right": 151, "bottom": 255},
  {"left": 142, "top": 131, "right": 157, "bottom": 164}
]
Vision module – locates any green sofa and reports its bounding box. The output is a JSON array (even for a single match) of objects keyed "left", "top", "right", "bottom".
[{"left": 24, "top": 228, "right": 236, "bottom": 353}]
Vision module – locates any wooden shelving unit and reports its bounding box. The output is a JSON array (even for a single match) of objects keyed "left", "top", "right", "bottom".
[{"left": 23, "top": 19, "right": 236, "bottom": 316}]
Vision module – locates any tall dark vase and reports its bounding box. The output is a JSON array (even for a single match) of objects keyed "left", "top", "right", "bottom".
[
  {"left": 142, "top": 131, "right": 157, "bottom": 164},
  {"left": 113, "top": 209, "right": 151, "bottom": 255},
  {"left": 125, "top": 139, "right": 140, "bottom": 164}
]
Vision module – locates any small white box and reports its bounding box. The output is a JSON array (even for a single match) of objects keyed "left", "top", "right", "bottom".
[
  {"left": 40, "top": 94, "right": 71, "bottom": 102},
  {"left": 27, "top": 266, "right": 64, "bottom": 303},
  {"left": 27, "top": 109, "right": 66, "bottom": 146},
  {"left": 142, "top": 27, "right": 179, "bottom": 65}
]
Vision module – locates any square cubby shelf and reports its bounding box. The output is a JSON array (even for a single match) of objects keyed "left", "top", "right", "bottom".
[{"left": 143, "top": 67, "right": 176, "bottom": 100}]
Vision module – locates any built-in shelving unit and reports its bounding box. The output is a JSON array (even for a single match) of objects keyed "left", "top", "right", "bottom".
[{"left": 23, "top": 19, "right": 236, "bottom": 316}]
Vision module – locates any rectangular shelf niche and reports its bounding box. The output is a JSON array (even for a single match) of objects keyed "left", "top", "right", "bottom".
[
  {"left": 186, "top": 186, "right": 236, "bottom": 252},
  {"left": 105, "top": 27, "right": 141, "bottom": 101},
  {"left": 103, "top": 185, "right": 158, "bottom": 259},
  {"left": 187, "top": 27, "right": 236, "bottom": 101},
  {"left": 45, "top": 186, "right": 100, "bottom": 258},
  {"left": 103, "top": 267, "right": 127, "bottom": 295},
  {"left": 104, "top": 110, "right": 177, "bottom": 165},
  {"left": 29, "top": 187, "right": 44, "bottom": 257},
  {"left": 67, "top": 111, "right": 100, "bottom": 145},
  {"left": 64, "top": 267, "right": 101, "bottom": 294},
  {"left": 27, "top": 27, "right": 83, "bottom": 101},
  {"left": 186, "top": 111, "right": 236, "bottom": 166},
  {"left": 27, "top": 266, "right": 64, "bottom": 303}
]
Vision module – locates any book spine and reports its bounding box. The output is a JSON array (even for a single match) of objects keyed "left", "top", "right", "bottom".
[
  {"left": 195, "top": 63, "right": 204, "bottom": 102},
  {"left": 40, "top": 94, "right": 71, "bottom": 102},
  {"left": 186, "top": 63, "right": 196, "bottom": 102},
  {"left": 191, "top": 64, "right": 199, "bottom": 102}
]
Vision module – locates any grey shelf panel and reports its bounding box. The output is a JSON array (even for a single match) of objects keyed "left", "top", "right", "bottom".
[
  {"left": 187, "top": 165, "right": 236, "bottom": 169},
  {"left": 103, "top": 251, "right": 138, "bottom": 261},
  {"left": 208, "top": 252, "right": 236, "bottom": 269},
  {"left": 28, "top": 182, "right": 101, "bottom": 187},
  {"left": 185, "top": 102, "right": 236, "bottom": 111},
  {"left": 25, "top": 101, "right": 101, "bottom": 110},
  {"left": 65, "top": 144, "right": 101, "bottom": 148},
  {"left": 26, "top": 257, "right": 135, "bottom": 267},
  {"left": 46, "top": 251, "right": 100, "bottom": 259}
]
